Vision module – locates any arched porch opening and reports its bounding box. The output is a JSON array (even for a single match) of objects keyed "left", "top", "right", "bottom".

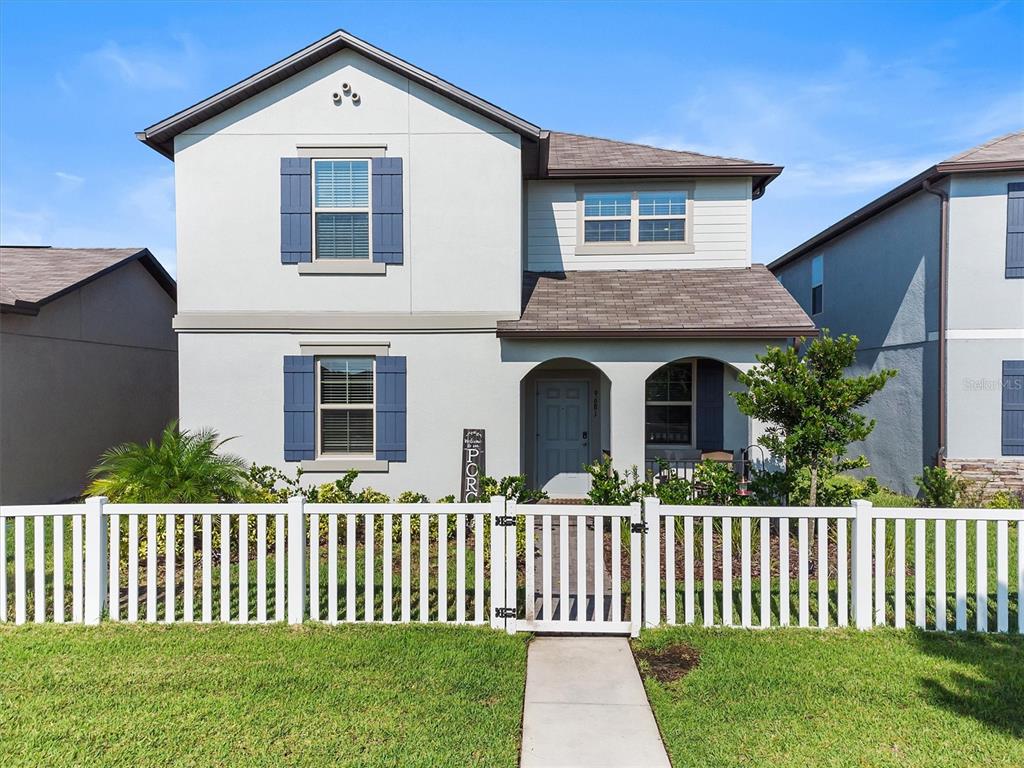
[
  {"left": 520, "top": 357, "right": 611, "bottom": 498},
  {"left": 644, "top": 357, "right": 752, "bottom": 479}
]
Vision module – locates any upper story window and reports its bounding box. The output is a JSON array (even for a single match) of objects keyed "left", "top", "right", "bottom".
[
  {"left": 313, "top": 160, "right": 370, "bottom": 260},
  {"left": 317, "top": 356, "right": 374, "bottom": 457},
  {"left": 638, "top": 191, "right": 686, "bottom": 242},
  {"left": 811, "top": 254, "right": 824, "bottom": 315},
  {"left": 577, "top": 184, "right": 693, "bottom": 255}
]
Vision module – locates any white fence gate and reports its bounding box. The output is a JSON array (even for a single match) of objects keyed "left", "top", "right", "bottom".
[{"left": 1, "top": 496, "right": 1020, "bottom": 637}]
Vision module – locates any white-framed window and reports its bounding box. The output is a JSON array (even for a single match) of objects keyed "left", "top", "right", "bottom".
[
  {"left": 583, "top": 192, "right": 632, "bottom": 242},
  {"left": 312, "top": 159, "right": 371, "bottom": 260},
  {"left": 316, "top": 356, "right": 374, "bottom": 457},
  {"left": 638, "top": 191, "right": 687, "bottom": 242},
  {"left": 811, "top": 254, "right": 824, "bottom": 315},
  {"left": 645, "top": 360, "right": 695, "bottom": 446},
  {"left": 580, "top": 187, "right": 690, "bottom": 249}
]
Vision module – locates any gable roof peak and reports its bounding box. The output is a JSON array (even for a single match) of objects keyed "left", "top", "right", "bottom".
[{"left": 138, "top": 28, "right": 541, "bottom": 159}]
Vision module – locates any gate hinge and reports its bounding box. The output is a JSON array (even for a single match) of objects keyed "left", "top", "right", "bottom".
[
  {"left": 495, "top": 607, "right": 516, "bottom": 619},
  {"left": 495, "top": 516, "right": 517, "bottom": 527},
  {"left": 630, "top": 522, "right": 648, "bottom": 534}
]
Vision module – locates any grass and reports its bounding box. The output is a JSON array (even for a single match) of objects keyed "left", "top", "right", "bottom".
[
  {"left": 0, "top": 622, "right": 528, "bottom": 767},
  {"left": 634, "top": 626, "right": 1024, "bottom": 768}
]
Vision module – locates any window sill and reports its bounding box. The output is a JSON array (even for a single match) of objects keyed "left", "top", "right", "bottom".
[
  {"left": 298, "top": 261, "right": 387, "bottom": 275},
  {"left": 574, "top": 243, "right": 696, "bottom": 256},
  {"left": 300, "top": 459, "right": 389, "bottom": 472}
]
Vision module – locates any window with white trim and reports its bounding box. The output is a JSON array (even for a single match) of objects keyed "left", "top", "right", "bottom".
[
  {"left": 582, "top": 189, "right": 688, "bottom": 245},
  {"left": 313, "top": 159, "right": 371, "bottom": 260},
  {"left": 645, "top": 361, "right": 694, "bottom": 445},
  {"left": 811, "top": 254, "right": 823, "bottom": 315},
  {"left": 317, "top": 357, "right": 374, "bottom": 456}
]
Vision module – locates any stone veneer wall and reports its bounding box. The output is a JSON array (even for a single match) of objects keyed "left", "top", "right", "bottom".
[{"left": 944, "top": 458, "right": 1024, "bottom": 501}]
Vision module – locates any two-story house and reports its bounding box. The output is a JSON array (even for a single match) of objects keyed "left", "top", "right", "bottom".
[
  {"left": 771, "top": 131, "right": 1024, "bottom": 497},
  {"left": 138, "top": 30, "right": 814, "bottom": 499}
]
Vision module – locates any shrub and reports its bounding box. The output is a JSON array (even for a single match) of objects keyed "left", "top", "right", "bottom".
[
  {"left": 398, "top": 491, "right": 430, "bottom": 504},
  {"left": 690, "top": 460, "right": 743, "bottom": 505},
  {"left": 584, "top": 456, "right": 653, "bottom": 505},
  {"left": 787, "top": 467, "right": 879, "bottom": 507},
  {"left": 915, "top": 466, "right": 964, "bottom": 508},
  {"left": 987, "top": 490, "right": 1023, "bottom": 509},
  {"left": 653, "top": 471, "right": 693, "bottom": 505},
  {"left": 86, "top": 422, "right": 249, "bottom": 503},
  {"left": 747, "top": 469, "right": 788, "bottom": 506},
  {"left": 477, "top": 475, "right": 548, "bottom": 505}
]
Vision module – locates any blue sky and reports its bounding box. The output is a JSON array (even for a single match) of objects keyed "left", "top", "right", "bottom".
[{"left": 1, "top": 1, "right": 1022, "bottom": 274}]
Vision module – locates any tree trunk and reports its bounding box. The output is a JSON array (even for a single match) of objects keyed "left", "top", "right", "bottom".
[{"left": 809, "top": 465, "right": 818, "bottom": 508}]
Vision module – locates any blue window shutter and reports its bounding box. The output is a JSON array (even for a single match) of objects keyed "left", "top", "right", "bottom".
[
  {"left": 696, "top": 359, "right": 724, "bottom": 451},
  {"left": 1003, "top": 360, "right": 1024, "bottom": 456},
  {"left": 284, "top": 355, "right": 314, "bottom": 461},
  {"left": 281, "top": 158, "right": 311, "bottom": 264},
  {"left": 372, "top": 157, "right": 403, "bottom": 265},
  {"left": 1007, "top": 183, "right": 1024, "bottom": 278},
  {"left": 376, "top": 356, "right": 407, "bottom": 461}
]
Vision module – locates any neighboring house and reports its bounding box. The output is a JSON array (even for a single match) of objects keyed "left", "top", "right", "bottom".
[
  {"left": 0, "top": 247, "right": 178, "bottom": 503},
  {"left": 137, "top": 29, "right": 814, "bottom": 499},
  {"left": 771, "top": 131, "right": 1024, "bottom": 496}
]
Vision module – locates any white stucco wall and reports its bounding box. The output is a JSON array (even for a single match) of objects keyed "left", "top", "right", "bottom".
[
  {"left": 173, "top": 48, "right": 522, "bottom": 315},
  {"left": 947, "top": 172, "right": 1024, "bottom": 333},
  {"left": 945, "top": 173, "right": 1024, "bottom": 462},
  {"left": 179, "top": 331, "right": 773, "bottom": 499},
  {"left": 524, "top": 177, "right": 752, "bottom": 272}
]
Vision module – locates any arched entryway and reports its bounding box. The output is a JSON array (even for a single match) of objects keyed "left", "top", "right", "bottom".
[
  {"left": 521, "top": 358, "right": 611, "bottom": 498},
  {"left": 644, "top": 357, "right": 749, "bottom": 475}
]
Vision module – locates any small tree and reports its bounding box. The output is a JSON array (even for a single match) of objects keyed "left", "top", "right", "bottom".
[{"left": 732, "top": 331, "right": 895, "bottom": 507}]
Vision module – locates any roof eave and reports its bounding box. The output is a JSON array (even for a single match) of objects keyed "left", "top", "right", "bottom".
[
  {"left": 137, "top": 29, "right": 542, "bottom": 161},
  {"left": 769, "top": 157, "right": 1024, "bottom": 272},
  {"left": 496, "top": 326, "right": 818, "bottom": 340},
  {"left": 543, "top": 165, "right": 783, "bottom": 179}
]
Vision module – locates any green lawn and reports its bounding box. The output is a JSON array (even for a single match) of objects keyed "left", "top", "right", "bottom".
[
  {"left": 634, "top": 626, "right": 1024, "bottom": 768},
  {"left": 0, "top": 623, "right": 527, "bottom": 767}
]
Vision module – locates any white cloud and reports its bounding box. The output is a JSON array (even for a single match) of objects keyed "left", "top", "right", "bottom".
[
  {"left": 0, "top": 172, "right": 177, "bottom": 275},
  {"left": 83, "top": 34, "right": 201, "bottom": 91},
  {"left": 54, "top": 171, "right": 85, "bottom": 191}
]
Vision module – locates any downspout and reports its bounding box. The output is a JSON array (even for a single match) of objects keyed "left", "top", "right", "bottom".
[{"left": 922, "top": 179, "right": 949, "bottom": 464}]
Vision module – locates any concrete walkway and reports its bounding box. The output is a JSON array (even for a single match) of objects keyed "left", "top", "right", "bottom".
[{"left": 520, "top": 637, "right": 671, "bottom": 768}]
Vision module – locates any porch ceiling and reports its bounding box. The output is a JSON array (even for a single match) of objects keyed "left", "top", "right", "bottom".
[{"left": 496, "top": 265, "right": 817, "bottom": 339}]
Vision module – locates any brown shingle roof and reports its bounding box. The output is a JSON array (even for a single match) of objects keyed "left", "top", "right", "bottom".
[
  {"left": 542, "top": 132, "right": 783, "bottom": 196},
  {"left": 942, "top": 130, "right": 1024, "bottom": 166},
  {"left": 496, "top": 265, "right": 816, "bottom": 338},
  {"left": 546, "top": 131, "right": 762, "bottom": 171},
  {"left": 0, "top": 246, "right": 175, "bottom": 313}
]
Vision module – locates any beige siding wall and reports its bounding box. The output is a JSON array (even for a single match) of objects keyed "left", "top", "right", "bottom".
[{"left": 525, "top": 177, "right": 752, "bottom": 271}]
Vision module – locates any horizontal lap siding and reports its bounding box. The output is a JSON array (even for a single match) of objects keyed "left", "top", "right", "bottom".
[{"left": 525, "top": 178, "right": 750, "bottom": 271}]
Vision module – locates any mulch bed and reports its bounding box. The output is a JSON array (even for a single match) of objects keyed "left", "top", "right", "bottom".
[{"left": 633, "top": 643, "right": 701, "bottom": 684}]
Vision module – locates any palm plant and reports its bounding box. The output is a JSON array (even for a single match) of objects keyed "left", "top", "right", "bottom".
[{"left": 85, "top": 421, "right": 250, "bottom": 502}]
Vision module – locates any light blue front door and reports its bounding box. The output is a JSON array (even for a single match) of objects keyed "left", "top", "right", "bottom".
[{"left": 536, "top": 380, "right": 591, "bottom": 497}]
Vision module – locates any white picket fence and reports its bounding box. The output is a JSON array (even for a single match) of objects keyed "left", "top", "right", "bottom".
[
  {"left": 645, "top": 499, "right": 1024, "bottom": 633},
  {"left": 1, "top": 496, "right": 1021, "bottom": 636}
]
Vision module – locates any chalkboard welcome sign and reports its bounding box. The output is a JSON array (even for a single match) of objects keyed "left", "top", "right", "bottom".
[{"left": 460, "top": 428, "right": 486, "bottom": 502}]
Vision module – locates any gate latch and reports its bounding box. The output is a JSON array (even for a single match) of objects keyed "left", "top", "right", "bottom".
[
  {"left": 495, "top": 607, "right": 516, "bottom": 619},
  {"left": 630, "top": 522, "right": 648, "bottom": 534},
  {"left": 495, "top": 516, "right": 517, "bottom": 527}
]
